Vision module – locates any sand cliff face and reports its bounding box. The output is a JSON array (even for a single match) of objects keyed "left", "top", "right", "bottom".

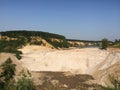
[
  {"left": 19, "top": 46, "right": 109, "bottom": 74},
  {"left": 91, "top": 50, "right": 120, "bottom": 86},
  {"left": 1, "top": 46, "right": 120, "bottom": 86},
  {"left": 19, "top": 46, "right": 120, "bottom": 85}
]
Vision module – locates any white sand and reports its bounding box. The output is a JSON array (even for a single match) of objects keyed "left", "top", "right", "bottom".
[{"left": 20, "top": 46, "right": 113, "bottom": 74}]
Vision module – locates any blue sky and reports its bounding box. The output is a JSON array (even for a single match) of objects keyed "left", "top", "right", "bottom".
[{"left": 0, "top": 0, "right": 120, "bottom": 41}]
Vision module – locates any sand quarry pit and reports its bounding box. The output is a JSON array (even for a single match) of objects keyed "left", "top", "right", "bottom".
[
  {"left": 1, "top": 45, "right": 119, "bottom": 88},
  {"left": 19, "top": 45, "right": 116, "bottom": 75}
]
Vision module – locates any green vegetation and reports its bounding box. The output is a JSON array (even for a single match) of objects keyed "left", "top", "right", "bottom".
[
  {"left": 0, "top": 58, "right": 120, "bottom": 90},
  {"left": 114, "top": 39, "right": 120, "bottom": 44},
  {"left": 0, "top": 40, "right": 22, "bottom": 59},
  {"left": 44, "top": 37, "right": 69, "bottom": 48},
  {"left": 16, "top": 70, "right": 36, "bottom": 90},
  {"left": 30, "top": 41, "right": 43, "bottom": 45},
  {"left": 101, "top": 38, "right": 108, "bottom": 50},
  {"left": 0, "top": 30, "right": 65, "bottom": 39},
  {"left": 0, "top": 30, "right": 70, "bottom": 59},
  {"left": 0, "top": 58, "right": 36, "bottom": 90},
  {"left": 1, "top": 58, "right": 16, "bottom": 82},
  {"left": 112, "top": 39, "right": 120, "bottom": 48},
  {"left": 0, "top": 58, "right": 16, "bottom": 90},
  {"left": 0, "top": 30, "right": 69, "bottom": 49}
]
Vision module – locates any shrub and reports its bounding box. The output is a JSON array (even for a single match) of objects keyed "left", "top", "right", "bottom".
[
  {"left": 101, "top": 38, "right": 108, "bottom": 50},
  {"left": 0, "top": 58, "right": 16, "bottom": 90},
  {"left": 30, "top": 41, "right": 42, "bottom": 45},
  {"left": 0, "top": 58, "right": 36, "bottom": 90},
  {"left": 16, "top": 70, "right": 36, "bottom": 90},
  {"left": 0, "top": 58, "right": 16, "bottom": 83},
  {"left": 0, "top": 40, "right": 22, "bottom": 60}
]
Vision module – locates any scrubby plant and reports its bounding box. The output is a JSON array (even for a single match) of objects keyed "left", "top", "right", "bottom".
[
  {"left": 108, "top": 75, "right": 120, "bottom": 90},
  {"left": 0, "top": 58, "right": 36, "bottom": 90},
  {"left": 0, "top": 40, "right": 22, "bottom": 60},
  {"left": 16, "top": 70, "right": 36, "bottom": 90},
  {"left": 101, "top": 38, "right": 108, "bottom": 50},
  {"left": 0, "top": 58, "right": 16, "bottom": 83},
  {"left": 30, "top": 41, "right": 42, "bottom": 45},
  {"left": 0, "top": 30, "right": 69, "bottom": 50},
  {"left": 0, "top": 58, "right": 16, "bottom": 90}
]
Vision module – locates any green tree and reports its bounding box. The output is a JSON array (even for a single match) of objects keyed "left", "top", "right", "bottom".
[
  {"left": 101, "top": 38, "right": 108, "bottom": 50},
  {"left": 0, "top": 58, "right": 16, "bottom": 90},
  {"left": 0, "top": 59, "right": 36, "bottom": 90},
  {"left": 1, "top": 58, "right": 16, "bottom": 83},
  {"left": 115, "top": 39, "right": 118, "bottom": 44}
]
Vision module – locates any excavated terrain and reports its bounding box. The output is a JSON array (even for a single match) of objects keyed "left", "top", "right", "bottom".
[{"left": 1, "top": 46, "right": 120, "bottom": 89}]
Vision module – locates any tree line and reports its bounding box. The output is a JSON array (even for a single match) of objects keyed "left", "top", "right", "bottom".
[{"left": 0, "top": 30, "right": 65, "bottom": 39}]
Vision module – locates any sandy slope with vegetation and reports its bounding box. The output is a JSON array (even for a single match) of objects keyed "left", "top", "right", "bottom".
[
  {"left": 0, "top": 53, "right": 23, "bottom": 75},
  {"left": 1, "top": 31, "right": 120, "bottom": 89}
]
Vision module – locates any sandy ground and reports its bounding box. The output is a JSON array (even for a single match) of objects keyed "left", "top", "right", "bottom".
[{"left": 19, "top": 45, "right": 113, "bottom": 74}]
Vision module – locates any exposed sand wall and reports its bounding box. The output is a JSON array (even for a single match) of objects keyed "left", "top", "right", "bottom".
[
  {"left": 1, "top": 46, "right": 120, "bottom": 86},
  {"left": 20, "top": 46, "right": 112, "bottom": 74}
]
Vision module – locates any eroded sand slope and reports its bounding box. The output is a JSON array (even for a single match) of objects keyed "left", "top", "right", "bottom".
[
  {"left": 19, "top": 45, "right": 117, "bottom": 75},
  {"left": 1, "top": 46, "right": 120, "bottom": 86}
]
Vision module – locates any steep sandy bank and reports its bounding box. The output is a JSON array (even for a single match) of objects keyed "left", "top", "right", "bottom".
[
  {"left": 19, "top": 45, "right": 53, "bottom": 53},
  {"left": 20, "top": 47, "right": 109, "bottom": 74},
  {"left": 91, "top": 50, "right": 120, "bottom": 86},
  {"left": 1, "top": 47, "right": 120, "bottom": 87}
]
